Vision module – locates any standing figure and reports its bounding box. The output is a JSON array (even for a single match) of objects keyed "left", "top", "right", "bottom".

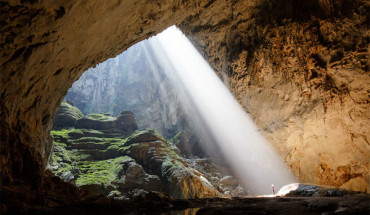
[{"left": 272, "top": 184, "right": 275, "bottom": 195}]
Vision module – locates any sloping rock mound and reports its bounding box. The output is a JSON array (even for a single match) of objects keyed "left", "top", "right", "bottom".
[
  {"left": 76, "top": 112, "right": 137, "bottom": 131},
  {"left": 52, "top": 101, "right": 84, "bottom": 130},
  {"left": 75, "top": 112, "right": 138, "bottom": 137},
  {"left": 126, "top": 130, "right": 219, "bottom": 199},
  {"left": 75, "top": 114, "right": 117, "bottom": 130}
]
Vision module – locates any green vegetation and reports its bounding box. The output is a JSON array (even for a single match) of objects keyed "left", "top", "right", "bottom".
[
  {"left": 50, "top": 126, "right": 185, "bottom": 193},
  {"left": 75, "top": 156, "right": 132, "bottom": 186},
  {"left": 125, "top": 129, "right": 166, "bottom": 146},
  {"left": 169, "top": 132, "right": 181, "bottom": 145},
  {"left": 51, "top": 129, "right": 71, "bottom": 139},
  {"left": 51, "top": 141, "right": 73, "bottom": 175},
  {"left": 85, "top": 113, "right": 115, "bottom": 121},
  {"left": 61, "top": 101, "right": 84, "bottom": 118}
]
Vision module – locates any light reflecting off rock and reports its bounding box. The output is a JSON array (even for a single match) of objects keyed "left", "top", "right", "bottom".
[{"left": 146, "top": 26, "right": 297, "bottom": 194}]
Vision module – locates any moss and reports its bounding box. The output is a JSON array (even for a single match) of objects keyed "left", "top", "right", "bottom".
[
  {"left": 50, "top": 128, "right": 177, "bottom": 189},
  {"left": 51, "top": 143, "right": 73, "bottom": 176},
  {"left": 52, "top": 141, "right": 72, "bottom": 163},
  {"left": 125, "top": 129, "right": 166, "bottom": 146},
  {"left": 85, "top": 113, "right": 115, "bottom": 121},
  {"left": 52, "top": 101, "right": 84, "bottom": 130},
  {"left": 61, "top": 101, "right": 83, "bottom": 117},
  {"left": 75, "top": 156, "right": 132, "bottom": 186},
  {"left": 51, "top": 129, "right": 70, "bottom": 139},
  {"left": 67, "top": 150, "right": 91, "bottom": 161}
]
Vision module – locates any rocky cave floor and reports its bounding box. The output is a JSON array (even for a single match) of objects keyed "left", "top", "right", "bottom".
[{"left": 3, "top": 191, "right": 369, "bottom": 215}]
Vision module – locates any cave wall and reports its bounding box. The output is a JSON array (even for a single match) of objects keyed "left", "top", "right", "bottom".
[
  {"left": 179, "top": 0, "right": 369, "bottom": 192},
  {"left": 1, "top": 0, "right": 369, "bottom": 194},
  {"left": 0, "top": 0, "right": 213, "bottom": 187}
]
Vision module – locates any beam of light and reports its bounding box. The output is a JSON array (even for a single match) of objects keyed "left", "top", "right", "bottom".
[{"left": 147, "top": 26, "right": 297, "bottom": 194}]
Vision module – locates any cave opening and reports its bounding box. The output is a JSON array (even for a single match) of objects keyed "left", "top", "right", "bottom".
[
  {"left": 2, "top": 1, "right": 369, "bottom": 214},
  {"left": 50, "top": 26, "right": 296, "bottom": 200}
]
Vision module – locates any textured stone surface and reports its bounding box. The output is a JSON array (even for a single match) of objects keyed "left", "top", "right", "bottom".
[
  {"left": 179, "top": 0, "right": 370, "bottom": 192},
  {"left": 52, "top": 101, "right": 83, "bottom": 130},
  {"left": 51, "top": 126, "right": 220, "bottom": 199},
  {"left": 0, "top": 1, "right": 369, "bottom": 212},
  {"left": 74, "top": 112, "right": 138, "bottom": 136}
]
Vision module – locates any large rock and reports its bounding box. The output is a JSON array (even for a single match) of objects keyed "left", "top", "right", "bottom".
[
  {"left": 126, "top": 130, "right": 220, "bottom": 199},
  {"left": 75, "top": 113, "right": 117, "bottom": 130},
  {"left": 52, "top": 101, "right": 83, "bottom": 130},
  {"left": 75, "top": 112, "right": 138, "bottom": 137},
  {"left": 116, "top": 111, "right": 138, "bottom": 134},
  {"left": 277, "top": 183, "right": 363, "bottom": 197}
]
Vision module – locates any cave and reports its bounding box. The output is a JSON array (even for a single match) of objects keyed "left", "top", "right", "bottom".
[{"left": 1, "top": 0, "right": 369, "bottom": 214}]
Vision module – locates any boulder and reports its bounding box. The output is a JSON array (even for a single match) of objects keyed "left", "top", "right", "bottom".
[
  {"left": 75, "top": 114, "right": 117, "bottom": 130},
  {"left": 125, "top": 130, "right": 164, "bottom": 146},
  {"left": 117, "top": 162, "right": 163, "bottom": 192},
  {"left": 277, "top": 183, "right": 363, "bottom": 197},
  {"left": 116, "top": 111, "right": 138, "bottom": 134},
  {"left": 74, "top": 112, "right": 138, "bottom": 137},
  {"left": 52, "top": 101, "right": 84, "bottom": 130}
]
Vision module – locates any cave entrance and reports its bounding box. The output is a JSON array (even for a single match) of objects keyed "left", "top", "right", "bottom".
[{"left": 50, "top": 26, "right": 295, "bottom": 199}]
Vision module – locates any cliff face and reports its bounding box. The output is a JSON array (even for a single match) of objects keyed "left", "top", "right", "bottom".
[
  {"left": 179, "top": 0, "right": 369, "bottom": 192},
  {"left": 64, "top": 41, "right": 189, "bottom": 138},
  {"left": 0, "top": 0, "right": 369, "bottom": 207}
]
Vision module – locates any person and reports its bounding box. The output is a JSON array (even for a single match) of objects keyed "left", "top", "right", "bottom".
[{"left": 272, "top": 184, "right": 275, "bottom": 195}]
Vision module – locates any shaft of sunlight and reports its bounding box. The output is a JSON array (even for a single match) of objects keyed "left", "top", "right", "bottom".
[{"left": 147, "top": 26, "right": 297, "bottom": 194}]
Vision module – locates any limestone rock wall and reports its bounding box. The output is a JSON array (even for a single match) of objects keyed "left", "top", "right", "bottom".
[{"left": 179, "top": 0, "right": 369, "bottom": 192}]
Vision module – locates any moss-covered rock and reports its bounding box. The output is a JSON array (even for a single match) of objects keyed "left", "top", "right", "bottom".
[
  {"left": 125, "top": 129, "right": 165, "bottom": 146},
  {"left": 74, "top": 112, "right": 138, "bottom": 137},
  {"left": 123, "top": 130, "right": 220, "bottom": 199},
  {"left": 52, "top": 101, "right": 84, "bottom": 130},
  {"left": 75, "top": 114, "right": 117, "bottom": 130},
  {"left": 50, "top": 128, "right": 221, "bottom": 199}
]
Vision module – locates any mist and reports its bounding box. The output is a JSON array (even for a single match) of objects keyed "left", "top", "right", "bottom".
[{"left": 147, "top": 26, "right": 297, "bottom": 194}]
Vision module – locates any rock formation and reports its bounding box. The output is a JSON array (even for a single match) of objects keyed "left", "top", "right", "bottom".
[
  {"left": 0, "top": 0, "right": 369, "bottom": 213},
  {"left": 50, "top": 106, "right": 220, "bottom": 199},
  {"left": 52, "top": 101, "right": 83, "bottom": 130}
]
